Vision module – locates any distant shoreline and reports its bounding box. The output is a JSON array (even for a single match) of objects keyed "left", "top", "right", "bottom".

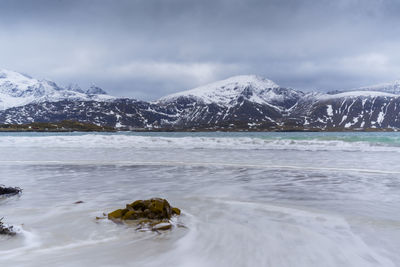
[
  {"left": 0, "top": 120, "right": 397, "bottom": 133},
  {"left": 0, "top": 121, "right": 115, "bottom": 132},
  {"left": 120, "top": 125, "right": 398, "bottom": 132},
  {"left": 0, "top": 127, "right": 396, "bottom": 133}
]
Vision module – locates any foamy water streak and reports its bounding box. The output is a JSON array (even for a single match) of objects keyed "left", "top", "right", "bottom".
[
  {"left": 0, "top": 133, "right": 399, "bottom": 152},
  {"left": 163, "top": 199, "right": 397, "bottom": 267},
  {"left": 0, "top": 160, "right": 399, "bottom": 174}
]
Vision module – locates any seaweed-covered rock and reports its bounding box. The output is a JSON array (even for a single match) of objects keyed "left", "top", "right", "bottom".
[
  {"left": 0, "top": 219, "right": 16, "bottom": 236},
  {"left": 0, "top": 186, "right": 22, "bottom": 196},
  {"left": 107, "top": 198, "right": 181, "bottom": 231},
  {"left": 108, "top": 209, "right": 127, "bottom": 220}
]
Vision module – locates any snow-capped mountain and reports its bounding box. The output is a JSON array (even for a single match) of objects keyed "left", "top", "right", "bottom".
[
  {"left": 155, "top": 75, "right": 304, "bottom": 128},
  {"left": 1, "top": 70, "right": 400, "bottom": 131},
  {"left": 159, "top": 75, "right": 302, "bottom": 109},
  {"left": 0, "top": 69, "right": 114, "bottom": 110}
]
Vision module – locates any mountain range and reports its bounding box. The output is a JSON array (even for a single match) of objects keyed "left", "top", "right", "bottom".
[{"left": 1, "top": 68, "right": 400, "bottom": 131}]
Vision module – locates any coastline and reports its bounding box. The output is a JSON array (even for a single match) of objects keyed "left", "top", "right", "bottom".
[
  {"left": 0, "top": 121, "right": 115, "bottom": 132},
  {"left": 0, "top": 120, "right": 397, "bottom": 133},
  {"left": 0, "top": 127, "right": 396, "bottom": 133}
]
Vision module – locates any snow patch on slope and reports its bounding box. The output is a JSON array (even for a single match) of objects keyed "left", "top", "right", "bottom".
[{"left": 326, "top": 105, "right": 333, "bottom": 116}]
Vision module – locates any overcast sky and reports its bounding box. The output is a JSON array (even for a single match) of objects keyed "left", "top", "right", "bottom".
[{"left": 1, "top": 0, "right": 400, "bottom": 100}]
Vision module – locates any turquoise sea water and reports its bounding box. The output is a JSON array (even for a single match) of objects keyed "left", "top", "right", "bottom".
[{"left": 1, "top": 130, "right": 400, "bottom": 144}]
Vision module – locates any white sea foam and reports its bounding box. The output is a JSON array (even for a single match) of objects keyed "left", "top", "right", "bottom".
[
  {"left": 0, "top": 227, "right": 42, "bottom": 259},
  {"left": 0, "top": 134, "right": 398, "bottom": 152}
]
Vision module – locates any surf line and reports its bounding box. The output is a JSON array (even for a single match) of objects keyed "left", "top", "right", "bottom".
[{"left": 0, "top": 160, "right": 399, "bottom": 174}]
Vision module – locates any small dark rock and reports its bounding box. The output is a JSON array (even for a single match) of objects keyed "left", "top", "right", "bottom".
[
  {"left": 74, "top": 201, "right": 84, "bottom": 204},
  {"left": 0, "top": 186, "right": 22, "bottom": 196},
  {"left": 0, "top": 218, "right": 16, "bottom": 236}
]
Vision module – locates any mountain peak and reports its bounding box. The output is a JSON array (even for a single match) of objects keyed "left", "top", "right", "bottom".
[
  {"left": 0, "top": 69, "right": 37, "bottom": 87},
  {"left": 211, "top": 74, "right": 279, "bottom": 88},
  {"left": 0, "top": 68, "right": 114, "bottom": 110},
  {"left": 86, "top": 84, "right": 108, "bottom": 95},
  {"left": 159, "top": 75, "right": 284, "bottom": 106},
  {"left": 66, "top": 83, "right": 84, "bottom": 93}
]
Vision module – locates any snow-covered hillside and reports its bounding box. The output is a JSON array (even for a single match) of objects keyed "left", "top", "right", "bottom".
[
  {"left": 0, "top": 69, "right": 114, "bottom": 110},
  {"left": 345, "top": 80, "right": 400, "bottom": 95},
  {"left": 319, "top": 90, "right": 397, "bottom": 100},
  {"left": 159, "top": 75, "right": 301, "bottom": 108}
]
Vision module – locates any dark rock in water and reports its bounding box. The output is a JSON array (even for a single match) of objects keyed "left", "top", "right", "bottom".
[
  {"left": 0, "top": 186, "right": 22, "bottom": 196},
  {"left": 108, "top": 198, "right": 181, "bottom": 231},
  {"left": 0, "top": 219, "right": 16, "bottom": 236},
  {"left": 74, "top": 201, "right": 84, "bottom": 204}
]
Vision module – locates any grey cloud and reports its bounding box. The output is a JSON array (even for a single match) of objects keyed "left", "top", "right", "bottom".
[{"left": 0, "top": 0, "right": 400, "bottom": 100}]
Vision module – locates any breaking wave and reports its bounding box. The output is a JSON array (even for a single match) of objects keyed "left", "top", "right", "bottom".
[{"left": 0, "top": 133, "right": 399, "bottom": 152}]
